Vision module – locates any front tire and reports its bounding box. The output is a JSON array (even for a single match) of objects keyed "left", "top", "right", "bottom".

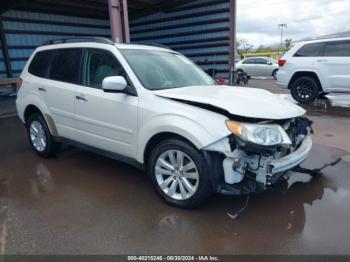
[
  {"left": 272, "top": 69, "right": 278, "bottom": 80},
  {"left": 148, "top": 139, "right": 213, "bottom": 209},
  {"left": 290, "top": 76, "right": 320, "bottom": 103},
  {"left": 27, "top": 113, "right": 59, "bottom": 158}
]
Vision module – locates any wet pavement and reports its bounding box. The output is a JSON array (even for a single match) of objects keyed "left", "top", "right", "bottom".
[
  {"left": 1, "top": 91, "right": 350, "bottom": 255},
  {"left": 0, "top": 97, "right": 16, "bottom": 118}
]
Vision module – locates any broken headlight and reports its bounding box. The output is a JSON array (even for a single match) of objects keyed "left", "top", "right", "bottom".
[{"left": 226, "top": 120, "right": 292, "bottom": 146}]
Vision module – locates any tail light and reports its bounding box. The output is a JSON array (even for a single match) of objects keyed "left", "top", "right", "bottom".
[
  {"left": 217, "top": 78, "right": 226, "bottom": 85},
  {"left": 278, "top": 59, "right": 287, "bottom": 67},
  {"left": 16, "top": 77, "right": 23, "bottom": 90}
]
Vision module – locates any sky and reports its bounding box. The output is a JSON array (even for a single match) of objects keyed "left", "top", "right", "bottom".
[{"left": 237, "top": 0, "right": 350, "bottom": 47}]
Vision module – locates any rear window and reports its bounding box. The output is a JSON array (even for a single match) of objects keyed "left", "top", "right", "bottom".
[
  {"left": 323, "top": 41, "right": 350, "bottom": 57},
  {"left": 49, "top": 48, "right": 83, "bottom": 84},
  {"left": 28, "top": 50, "right": 55, "bottom": 77},
  {"left": 294, "top": 43, "right": 323, "bottom": 57}
]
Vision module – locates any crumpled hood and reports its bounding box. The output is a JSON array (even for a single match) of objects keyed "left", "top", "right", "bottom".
[{"left": 153, "top": 85, "right": 306, "bottom": 120}]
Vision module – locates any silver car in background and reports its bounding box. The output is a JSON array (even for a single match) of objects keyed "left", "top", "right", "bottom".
[{"left": 236, "top": 57, "right": 279, "bottom": 79}]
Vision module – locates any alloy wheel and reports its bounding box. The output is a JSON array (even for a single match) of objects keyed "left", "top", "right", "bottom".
[
  {"left": 294, "top": 79, "right": 317, "bottom": 102},
  {"left": 29, "top": 120, "right": 47, "bottom": 152},
  {"left": 155, "top": 150, "right": 199, "bottom": 200}
]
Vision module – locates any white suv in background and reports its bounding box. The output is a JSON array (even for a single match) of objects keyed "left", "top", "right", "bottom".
[
  {"left": 16, "top": 38, "right": 313, "bottom": 208},
  {"left": 277, "top": 37, "right": 350, "bottom": 103}
]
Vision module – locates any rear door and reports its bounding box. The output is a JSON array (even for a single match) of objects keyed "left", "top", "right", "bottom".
[
  {"left": 74, "top": 48, "right": 138, "bottom": 158},
  {"left": 45, "top": 48, "right": 83, "bottom": 140},
  {"left": 241, "top": 58, "right": 257, "bottom": 76},
  {"left": 26, "top": 49, "right": 55, "bottom": 113},
  {"left": 293, "top": 42, "right": 323, "bottom": 77},
  {"left": 316, "top": 41, "right": 350, "bottom": 91}
]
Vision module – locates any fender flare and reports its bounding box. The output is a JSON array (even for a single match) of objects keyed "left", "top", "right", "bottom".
[
  {"left": 22, "top": 94, "right": 58, "bottom": 136},
  {"left": 137, "top": 114, "right": 229, "bottom": 163},
  {"left": 288, "top": 69, "right": 324, "bottom": 90}
]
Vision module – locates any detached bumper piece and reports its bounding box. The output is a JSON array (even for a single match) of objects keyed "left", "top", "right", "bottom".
[{"left": 268, "top": 135, "right": 312, "bottom": 174}]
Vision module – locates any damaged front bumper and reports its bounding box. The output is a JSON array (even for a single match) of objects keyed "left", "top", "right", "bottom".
[
  {"left": 203, "top": 118, "right": 313, "bottom": 195},
  {"left": 268, "top": 135, "right": 312, "bottom": 174}
]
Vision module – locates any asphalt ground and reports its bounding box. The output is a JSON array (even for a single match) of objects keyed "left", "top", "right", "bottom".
[{"left": 1, "top": 79, "right": 350, "bottom": 256}]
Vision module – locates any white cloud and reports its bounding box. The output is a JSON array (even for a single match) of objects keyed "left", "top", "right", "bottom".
[{"left": 237, "top": 0, "right": 350, "bottom": 47}]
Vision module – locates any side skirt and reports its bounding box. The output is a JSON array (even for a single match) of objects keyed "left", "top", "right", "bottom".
[{"left": 54, "top": 136, "right": 145, "bottom": 171}]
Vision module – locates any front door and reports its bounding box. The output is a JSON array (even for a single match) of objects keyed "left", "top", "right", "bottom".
[
  {"left": 254, "top": 58, "right": 270, "bottom": 76},
  {"left": 74, "top": 48, "right": 138, "bottom": 159}
]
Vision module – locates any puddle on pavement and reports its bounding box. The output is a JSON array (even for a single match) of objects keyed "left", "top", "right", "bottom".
[
  {"left": 279, "top": 94, "right": 350, "bottom": 117},
  {"left": 302, "top": 98, "right": 350, "bottom": 117},
  {"left": 1, "top": 112, "right": 350, "bottom": 254},
  {"left": 1, "top": 141, "right": 348, "bottom": 254}
]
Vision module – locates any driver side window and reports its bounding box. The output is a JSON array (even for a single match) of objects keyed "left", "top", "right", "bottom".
[{"left": 83, "top": 48, "right": 127, "bottom": 89}]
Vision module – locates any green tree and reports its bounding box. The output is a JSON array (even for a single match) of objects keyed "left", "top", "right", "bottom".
[
  {"left": 237, "top": 39, "right": 253, "bottom": 53},
  {"left": 255, "top": 45, "right": 276, "bottom": 53}
]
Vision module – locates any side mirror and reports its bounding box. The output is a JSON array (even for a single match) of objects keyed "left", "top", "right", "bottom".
[
  {"left": 102, "top": 76, "right": 127, "bottom": 93},
  {"left": 267, "top": 61, "right": 273, "bottom": 65}
]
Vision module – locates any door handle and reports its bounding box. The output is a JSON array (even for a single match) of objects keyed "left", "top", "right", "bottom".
[
  {"left": 76, "top": 95, "right": 88, "bottom": 102},
  {"left": 38, "top": 87, "right": 46, "bottom": 92},
  {"left": 316, "top": 59, "right": 328, "bottom": 62}
]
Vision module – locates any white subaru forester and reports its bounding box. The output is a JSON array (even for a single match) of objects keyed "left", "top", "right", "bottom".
[{"left": 16, "top": 38, "right": 313, "bottom": 208}]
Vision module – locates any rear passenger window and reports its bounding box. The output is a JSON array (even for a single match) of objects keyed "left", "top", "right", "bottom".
[
  {"left": 28, "top": 50, "right": 54, "bottom": 77},
  {"left": 324, "top": 42, "right": 350, "bottom": 57},
  {"left": 49, "top": 48, "right": 82, "bottom": 84},
  {"left": 255, "top": 58, "right": 268, "bottom": 64},
  {"left": 243, "top": 58, "right": 256, "bottom": 64},
  {"left": 294, "top": 43, "right": 323, "bottom": 57}
]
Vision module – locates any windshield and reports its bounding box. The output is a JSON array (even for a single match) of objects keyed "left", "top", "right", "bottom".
[{"left": 120, "top": 49, "right": 215, "bottom": 90}]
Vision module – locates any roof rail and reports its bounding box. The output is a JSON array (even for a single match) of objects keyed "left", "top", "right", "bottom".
[
  {"left": 42, "top": 37, "right": 114, "bottom": 46},
  {"left": 133, "top": 42, "right": 172, "bottom": 50}
]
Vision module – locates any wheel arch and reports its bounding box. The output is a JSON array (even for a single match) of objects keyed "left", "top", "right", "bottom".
[
  {"left": 288, "top": 71, "right": 323, "bottom": 91},
  {"left": 143, "top": 132, "right": 199, "bottom": 167},
  {"left": 23, "top": 104, "right": 58, "bottom": 136},
  {"left": 137, "top": 114, "right": 229, "bottom": 164}
]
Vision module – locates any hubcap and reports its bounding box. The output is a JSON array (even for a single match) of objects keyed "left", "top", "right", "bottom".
[
  {"left": 155, "top": 150, "right": 199, "bottom": 200},
  {"left": 29, "top": 120, "right": 47, "bottom": 152},
  {"left": 295, "top": 80, "right": 316, "bottom": 101}
]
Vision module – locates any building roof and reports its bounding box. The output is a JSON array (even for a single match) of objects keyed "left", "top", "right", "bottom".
[{"left": 0, "top": 0, "right": 192, "bottom": 18}]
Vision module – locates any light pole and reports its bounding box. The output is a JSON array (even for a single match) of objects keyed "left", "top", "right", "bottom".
[{"left": 278, "top": 23, "right": 287, "bottom": 50}]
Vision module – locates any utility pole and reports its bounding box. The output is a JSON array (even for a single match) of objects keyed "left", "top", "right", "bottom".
[{"left": 278, "top": 23, "right": 287, "bottom": 50}]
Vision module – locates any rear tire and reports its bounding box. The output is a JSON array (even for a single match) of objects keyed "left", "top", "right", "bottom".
[
  {"left": 290, "top": 76, "right": 320, "bottom": 103},
  {"left": 26, "top": 113, "right": 59, "bottom": 158},
  {"left": 148, "top": 138, "right": 213, "bottom": 209}
]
